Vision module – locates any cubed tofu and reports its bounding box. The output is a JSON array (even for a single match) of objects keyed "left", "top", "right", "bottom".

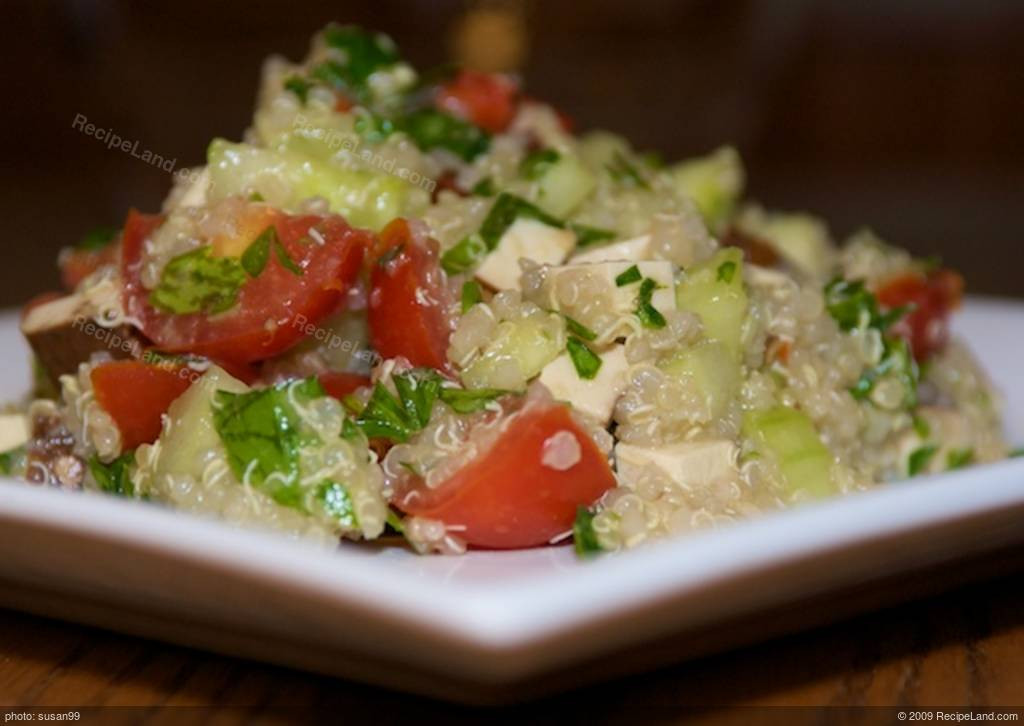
[
  {"left": 570, "top": 234, "right": 652, "bottom": 264},
  {"left": 615, "top": 439, "right": 738, "bottom": 488},
  {"left": 475, "top": 218, "right": 576, "bottom": 290},
  {"left": 546, "top": 260, "right": 676, "bottom": 318},
  {"left": 0, "top": 414, "right": 29, "bottom": 453},
  {"left": 177, "top": 167, "right": 211, "bottom": 208},
  {"left": 539, "top": 345, "right": 629, "bottom": 425}
]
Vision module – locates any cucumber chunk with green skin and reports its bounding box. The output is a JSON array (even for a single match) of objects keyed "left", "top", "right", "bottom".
[
  {"left": 670, "top": 146, "right": 744, "bottom": 232},
  {"left": 675, "top": 247, "right": 748, "bottom": 355},
  {"left": 658, "top": 340, "right": 741, "bottom": 421},
  {"left": 461, "top": 314, "right": 566, "bottom": 391},
  {"left": 743, "top": 406, "right": 836, "bottom": 500},
  {"left": 207, "top": 139, "right": 413, "bottom": 231},
  {"left": 534, "top": 154, "right": 596, "bottom": 218}
]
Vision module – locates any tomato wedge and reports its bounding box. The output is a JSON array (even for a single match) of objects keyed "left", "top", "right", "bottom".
[
  {"left": 394, "top": 403, "right": 616, "bottom": 549},
  {"left": 91, "top": 360, "right": 194, "bottom": 449},
  {"left": 318, "top": 371, "right": 371, "bottom": 400},
  {"left": 436, "top": 70, "right": 519, "bottom": 134},
  {"left": 367, "top": 219, "right": 454, "bottom": 372},
  {"left": 877, "top": 268, "right": 963, "bottom": 362},
  {"left": 121, "top": 209, "right": 368, "bottom": 364}
]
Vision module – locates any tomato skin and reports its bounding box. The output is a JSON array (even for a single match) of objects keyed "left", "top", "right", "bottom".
[
  {"left": 121, "top": 209, "right": 368, "bottom": 364},
  {"left": 436, "top": 70, "right": 519, "bottom": 134},
  {"left": 318, "top": 371, "right": 371, "bottom": 400},
  {"left": 91, "top": 360, "right": 194, "bottom": 449},
  {"left": 367, "top": 219, "right": 454, "bottom": 372},
  {"left": 877, "top": 268, "right": 963, "bottom": 362},
  {"left": 395, "top": 404, "right": 616, "bottom": 549},
  {"left": 61, "top": 244, "right": 119, "bottom": 290}
]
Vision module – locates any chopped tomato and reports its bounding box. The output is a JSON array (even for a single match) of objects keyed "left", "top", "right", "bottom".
[
  {"left": 877, "top": 268, "right": 964, "bottom": 362},
  {"left": 60, "top": 243, "right": 119, "bottom": 290},
  {"left": 367, "top": 219, "right": 454, "bottom": 372},
  {"left": 91, "top": 360, "right": 193, "bottom": 449},
  {"left": 436, "top": 70, "right": 519, "bottom": 134},
  {"left": 394, "top": 402, "right": 615, "bottom": 549},
  {"left": 334, "top": 94, "right": 354, "bottom": 113},
  {"left": 318, "top": 371, "right": 371, "bottom": 400},
  {"left": 121, "top": 208, "right": 368, "bottom": 364}
]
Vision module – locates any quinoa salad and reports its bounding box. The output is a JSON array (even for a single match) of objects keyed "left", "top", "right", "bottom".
[{"left": 2, "top": 25, "right": 1011, "bottom": 555}]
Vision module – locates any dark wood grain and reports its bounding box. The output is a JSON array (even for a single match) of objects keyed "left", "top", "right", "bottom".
[{"left": 2, "top": 569, "right": 1023, "bottom": 722}]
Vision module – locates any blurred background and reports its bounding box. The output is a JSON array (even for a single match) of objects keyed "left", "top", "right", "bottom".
[{"left": 3, "top": 0, "right": 1022, "bottom": 305}]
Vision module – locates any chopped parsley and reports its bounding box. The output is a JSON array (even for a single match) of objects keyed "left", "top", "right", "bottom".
[
  {"left": 354, "top": 111, "right": 396, "bottom": 143},
  {"left": 912, "top": 414, "right": 931, "bottom": 439},
  {"left": 441, "top": 234, "right": 488, "bottom": 275},
  {"left": 437, "top": 386, "right": 507, "bottom": 414},
  {"left": 572, "top": 507, "right": 603, "bottom": 558},
  {"left": 313, "top": 25, "right": 402, "bottom": 102},
  {"left": 76, "top": 226, "right": 118, "bottom": 252},
  {"left": 213, "top": 378, "right": 326, "bottom": 509},
  {"left": 88, "top": 452, "right": 136, "bottom": 497},
  {"left": 316, "top": 480, "right": 358, "bottom": 529},
  {"left": 567, "top": 337, "right": 602, "bottom": 380},
  {"left": 520, "top": 148, "right": 561, "bottom": 179},
  {"left": 248, "top": 191, "right": 265, "bottom": 202},
  {"left": 150, "top": 246, "right": 247, "bottom": 315},
  {"left": 907, "top": 445, "right": 937, "bottom": 476},
  {"left": 471, "top": 177, "right": 496, "bottom": 197},
  {"left": 605, "top": 151, "right": 649, "bottom": 189},
  {"left": 824, "top": 278, "right": 907, "bottom": 333},
  {"left": 850, "top": 337, "right": 918, "bottom": 408},
  {"left": 635, "top": 277, "right": 667, "bottom": 329},
  {"left": 460, "top": 280, "right": 483, "bottom": 312},
  {"left": 274, "top": 236, "right": 303, "bottom": 276},
  {"left": 716, "top": 260, "right": 737, "bottom": 284},
  {"left": 241, "top": 227, "right": 273, "bottom": 277},
  {"left": 0, "top": 446, "right": 26, "bottom": 476},
  {"left": 946, "top": 448, "right": 975, "bottom": 471},
  {"left": 564, "top": 315, "right": 597, "bottom": 342},
  {"left": 396, "top": 109, "right": 490, "bottom": 162},
  {"left": 615, "top": 265, "right": 642, "bottom": 287},
  {"left": 283, "top": 76, "right": 312, "bottom": 104},
  {"left": 569, "top": 223, "right": 616, "bottom": 248}
]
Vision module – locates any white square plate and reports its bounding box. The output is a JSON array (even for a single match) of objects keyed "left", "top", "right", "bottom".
[{"left": 1, "top": 299, "right": 1022, "bottom": 703}]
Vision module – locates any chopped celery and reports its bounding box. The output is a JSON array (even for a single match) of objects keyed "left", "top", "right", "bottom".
[
  {"left": 670, "top": 146, "right": 744, "bottom": 232},
  {"left": 675, "top": 247, "right": 748, "bottom": 354},
  {"left": 743, "top": 406, "right": 836, "bottom": 499},
  {"left": 207, "top": 139, "right": 413, "bottom": 231},
  {"left": 659, "top": 340, "right": 741, "bottom": 421}
]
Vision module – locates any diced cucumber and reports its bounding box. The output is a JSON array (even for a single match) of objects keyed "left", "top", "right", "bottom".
[
  {"left": 670, "top": 146, "right": 744, "bottom": 232},
  {"left": 207, "top": 139, "right": 412, "bottom": 231},
  {"left": 535, "top": 154, "right": 596, "bottom": 218},
  {"left": 461, "top": 314, "right": 565, "bottom": 391},
  {"left": 675, "top": 247, "right": 748, "bottom": 354},
  {"left": 658, "top": 340, "right": 740, "bottom": 420},
  {"left": 577, "top": 131, "right": 633, "bottom": 170},
  {"left": 738, "top": 208, "right": 832, "bottom": 279},
  {"left": 144, "top": 366, "right": 248, "bottom": 489},
  {"left": 743, "top": 406, "right": 836, "bottom": 499}
]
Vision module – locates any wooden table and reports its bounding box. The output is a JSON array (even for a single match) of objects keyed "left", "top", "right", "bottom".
[{"left": 2, "top": 569, "right": 1023, "bottom": 724}]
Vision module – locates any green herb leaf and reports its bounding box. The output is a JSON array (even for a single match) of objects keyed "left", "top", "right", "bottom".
[
  {"left": 850, "top": 337, "right": 918, "bottom": 409},
  {"left": 248, "top": 191, "right": 265, "bottom": 202},
  {"left": 357, "top": 382, "right": 422, "bottom": 443},
  {"left": 471, "top": 177, "right": 496, "bottom": 197},
  {"left": 213, "top": 378, "right": 326, "bottom": 508},
  {"left": 573, "top": 507, "right": 603, "bottom": 558},
  {"left": 396, "top": 109, "right": 490, "bottom": 162},
  {"left": 354, "top": 110, "right": 396, "bottom": 143},
  {"left": 908, "top": 445, "right": 938, "bottom": 476},
  {"left": 605, "top": 151, "right": 649, "bottom": 189},
  {"left": 635, "top": 277, "right": 667, "bottom": 329},
  {"left": 393, "top": 371, "right": 442, "bottom": 430},
  {"left": 88, "top": 452, "right": 136, "bottom": 497},
  {"left": 564, "top": 314, "right": 597, "bottom": 342},
  {"left": 520, "top": 148, "right": 561, "bottom": 179},
  {"left": 479, "top": 193, "right": 563, "bottom": 249},
  {"left": 461, "top": 280, "right": 483, "bottom": 312},
  {"left": 567, "top": 337, "right": 602, "bottom": 380},
  {"left": 0, "top": 446, "right": 26, "bottom": 476},
  {"left": 76, "top": 226, "right": 118, "bottom": 252},
  {"left": 340, "top": 417, "right": 364, "bottom": 441},
  {"left": 150, "top": 246, "right": 247, "bottom": 315},
  {"left": 946, "top": 447, "right": 975, "bottom": 471},
  {"left": 316, "top": 480, "right": 359, "bottom": 529},
  {"left": 283, "top": 76, "right": 312, "bottom": 104},
  {"left": 824, "top": 278, "right": 907, "bottom": 333},
  {"left": 1010, "top": 447, "right": 1024, "bottom": 458},
  {"left": 274, "top": 237, "right": 303, "bottom": 276},
  {"left": 716, "top": 260, "right": 737, "bottom": 284},
  {"left": 386, "top": 508, "right": 406, "bottom": 533},
  {"left": 615, "top": 265, "right": 642, "bottom": 287},
  {"left": 912, "top": 414, "right": 931, "bottom": 439},
  {"left": 438, "top": 386, "right": 508, "bottom": 414},
  {"left": 441, "top": 233, "right": 488, "bottom": 275},
  {"left": 315, "top": 25, "right": 402, "bottom": 100},
  {"left": 569, "top": 223, "right": 616, "bottom": 248},
  {"left": 241, "top": 227, "right": 273, "bottom": 277}
]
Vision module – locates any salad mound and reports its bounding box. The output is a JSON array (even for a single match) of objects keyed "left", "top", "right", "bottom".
[{"left": 4, "top": 24, "right": 1009, "bottom": 555}]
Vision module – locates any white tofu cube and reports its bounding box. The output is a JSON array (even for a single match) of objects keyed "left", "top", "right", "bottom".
[
  {"left": 615, "top": 439, "right": 738, "bottom": 488},
  {"left": 475, "top": 218, "right": 576, "bottom": 290},
  {"left": 539, "top": 345, "right": 630, "bottom": 425},
  {"left": 570, "top": 234, "right": 652, "bottom": 264}
]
